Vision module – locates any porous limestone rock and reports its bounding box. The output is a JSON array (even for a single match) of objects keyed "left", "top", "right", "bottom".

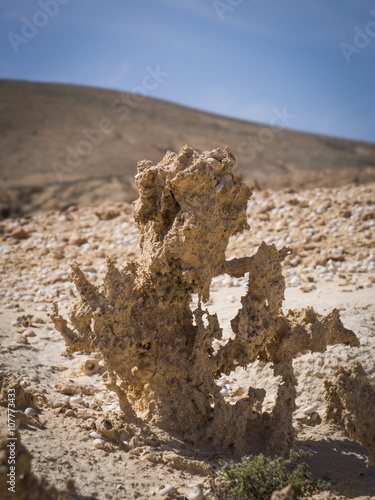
[
  {"left": 52, "top": 146, "right": 359, "bottom": 455},
  {"left": 324, "top": 361, "right": 375, "bottom": 468}
]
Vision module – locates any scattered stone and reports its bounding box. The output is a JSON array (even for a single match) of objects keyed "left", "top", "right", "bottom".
[
  {"left": 69, "top": 233, "right": 88, "bottom": 246},
  {"left": 24, "top": 407, "right": 36, "bottom": 417},
  {"left": 89, "top": 431, "right": 101, "bottom": 439},
  {"left": 93, "top": 438, "right": 105, "bottom": 449},
  {"left": 10, "top": 228, "right": 29, "bottom": 240},
  {"left": 55, "top": 381, "right": 97, "bottom": 396},
  {"left": 23, "top": 329, "right": 36, "bottom": 337},
  {"left": 34, "top": 317, "right": 45, "bottom": 324},
  {"left": 300, "top": 284, "right": 316, "bottom": 293},
  {"left": 158, "top": 484, "right": 175, "bottom": 496},
  {"left": 70, "top": 395, "right": 85, "bottom": 405},
  {"left": 16, "top": 335, "right": 29, "bottom": 344},
  {"left": 51, "top": 248, "right": 65, "bottom": 260},
  {"left": 303, "top": 405, "right": 316, "bottom": 415},
  {"left": 188, "top": 485, "right": 204, "bottom": 500}
]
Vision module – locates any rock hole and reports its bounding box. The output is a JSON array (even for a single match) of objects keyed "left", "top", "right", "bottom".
[{"left": 103, "top": 419, "right": 113, "bottom": 430}]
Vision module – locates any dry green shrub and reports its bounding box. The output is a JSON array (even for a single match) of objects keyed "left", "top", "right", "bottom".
[{"left": 212, "top": 451, "right": 330, "bottom": 500}]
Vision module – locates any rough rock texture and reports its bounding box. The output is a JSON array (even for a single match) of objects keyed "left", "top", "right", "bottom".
[
  {"left": 0, "top": 370, "right": 41, "bottom": 412},
  {"left": 52, "top": 146, "right": 359, "bottom": 455},
  {"left": 324, "top": 362, "right": 375, "bottom": 468}
]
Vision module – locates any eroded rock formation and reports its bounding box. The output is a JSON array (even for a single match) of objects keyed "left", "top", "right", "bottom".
[
  {"left": 52, "top": 146, "right": 359, "bottom": 455},
  {"left": 324, "top": 362, "right": 375, "bottom": 468}
]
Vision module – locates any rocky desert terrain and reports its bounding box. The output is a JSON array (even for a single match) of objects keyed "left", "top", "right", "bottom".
[
  {"left": 1, "top": 80, "right": 375, "bottom": 500},
  {"left": 0, "top": 148, "right": 375, "bottom": 499}
]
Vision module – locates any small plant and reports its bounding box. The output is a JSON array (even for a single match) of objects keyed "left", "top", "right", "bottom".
[{"left": 212, "top": 451, "right": 330, "bottom": 500}]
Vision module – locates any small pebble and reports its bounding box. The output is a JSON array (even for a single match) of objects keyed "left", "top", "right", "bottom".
[
  {"left": 188, "top": 486, "right": 204, "bottom": 500},
  {"left": 89, "top": 401, "right": 101, "bottom": 410},
  {"left": 36, "top": 305, "right": 47, "bottom": 311},
  {"left": 70, "top": 395, "right": 84, "bottom": 404},
  {"left": 24, "top": 407, "right": 36, "bottom": 417},
  {"left": 16, "top": 335, "right": 28, "bottom": 344},
  {"left": 159, "top": 484, "right": 175, "bottom": 495},
  {"left": 23, "top": 329, "right": 36, "bottom": 337},
  {"left": 303, "top": 405, "right": 316, "bottom": 415},
  {"left": 95, "top": 393, "right": 106, "bottom": 404},
  {"left": 290, "top": 276, "right": 301, "bottom": 286},
  {"left": 93, "top": 438, "right": 105, "bottom": 449},
  {"left": 89, "top": 431, "right": 101, "bottom": 439},
  {"left": 189, "top": 491, "right": 204, "bottom": 500}
]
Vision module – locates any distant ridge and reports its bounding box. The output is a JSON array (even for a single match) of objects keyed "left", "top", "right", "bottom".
[{"left": 0, "top": 79, "right": 375, "bottom": 218}]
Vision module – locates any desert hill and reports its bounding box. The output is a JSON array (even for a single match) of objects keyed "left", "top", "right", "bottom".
[{"left": 1, "top": 79, "right": 375, "bottom": 218}]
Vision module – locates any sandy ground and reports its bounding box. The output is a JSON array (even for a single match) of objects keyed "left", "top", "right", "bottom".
[{"left": 0, "top": 183, "right": 374, "bottom": 499}]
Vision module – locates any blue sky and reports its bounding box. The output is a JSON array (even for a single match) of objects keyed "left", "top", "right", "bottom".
[{"left": 1, "top": 0, "right": 374, "bottom": 143}]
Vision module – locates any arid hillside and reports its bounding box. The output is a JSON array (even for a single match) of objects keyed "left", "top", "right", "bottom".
[{"left": 1, "top": 79, "right": 375, "bottom": 218}]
